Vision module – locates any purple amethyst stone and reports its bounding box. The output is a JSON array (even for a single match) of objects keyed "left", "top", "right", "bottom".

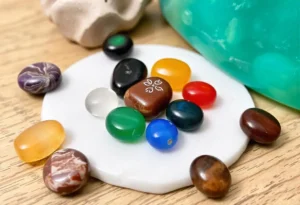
[{"left": 18, "top": 62, "right": 62, "bottom": 94}]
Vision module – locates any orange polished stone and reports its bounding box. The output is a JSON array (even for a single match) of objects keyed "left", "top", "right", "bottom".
[
  {"left": 14, "top": 120, "right": 65, "bottom": 163},
  {"left": 151, "top": 58, "right": 191, "bottom": 91}
]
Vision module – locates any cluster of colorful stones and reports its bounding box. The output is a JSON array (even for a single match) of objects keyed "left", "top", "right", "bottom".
[
  {"left": 15, "top": 33, "right": 283, "bottom": 198},
  {"left": 13, "top": 120, "right": 90, "bottom": 195},
  {"left": 100, "top": 34, "right": 218, "bottom": 152}
]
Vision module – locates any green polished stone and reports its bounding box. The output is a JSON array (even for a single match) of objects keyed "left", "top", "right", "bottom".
[
  {"left": 160, "top": 0, "right": 300, "bottom": 110},
  {"left": 108, "top": 35, "right": 126, "bottom": 47},
  {"left": 105, "top": 107, "right": 146, "bottom": 142}
]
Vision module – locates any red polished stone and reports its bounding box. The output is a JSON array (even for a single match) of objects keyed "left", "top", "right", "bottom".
[
  {"left": 190, "top": 155, "right": 231, "bottom": 198},
  {"left": 240, "top": 108, "right": 281, "bottom": 144},
  {"left": 43, "top": 148, "right": 90, "bottom": 195},
  {"left": 182, "top": 81, "right": 217, "bottom": 108}
]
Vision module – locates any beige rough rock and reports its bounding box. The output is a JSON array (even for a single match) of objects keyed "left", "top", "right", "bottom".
[{"left": 41, "top": 0, "right": 151, "bottom": 48}]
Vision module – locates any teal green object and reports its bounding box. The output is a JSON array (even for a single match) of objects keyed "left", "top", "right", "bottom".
[{"left": 159, "top": 0, "right": 300, "bottom": 110}]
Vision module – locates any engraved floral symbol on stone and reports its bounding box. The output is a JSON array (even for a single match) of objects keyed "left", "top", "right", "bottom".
[{"left": 143, "top": 79, "right": 164, "bottom": 93}]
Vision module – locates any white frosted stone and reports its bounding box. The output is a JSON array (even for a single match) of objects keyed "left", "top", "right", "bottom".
[
  {"left": 41, "top": 45, "right": 254, "bottom": 194},
  {"left": 85, "top": 87, "right": 119, "bottom": 118}
]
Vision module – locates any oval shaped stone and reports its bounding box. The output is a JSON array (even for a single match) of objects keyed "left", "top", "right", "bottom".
[
  {"left": 146, "top": 119, "right": 178, "bottom": 150},
  {"left": 103, "top": 34, "right": 133, "bottom": 59},
  {"left": 106, "top": 107, "right": 146, "bottom": 142},
  {"left": 166, "top": 99, "right": 204, "bottom": 131},
  {"left": 111, "top": 58, "right": 148, "bottom": 97},
  {"left": 240, "top": 108, "right": 281, "bottom": 144},
  {"left": 43, "top": 148, "right": 90, "bottom": 195},
  {"left": 14, "top": 120, "right": 65, "bottom": 163},
  {"left": 183, "top": 81, "right": 217, "bottom": 108},
  {"left": 124, "top": 77, "right": 173, "bottom": 120},
  {"left": 190, "top": 155, "right": 231, "bottom": 198},
  {"left": 151, "top": 58, "right": 191, "bottom": 91},
  {"left": 85, "top": 87, "right": 119, "bottom": 118},
  {"left": 18, "top": 62, "right": 62, "bottom": 94}
]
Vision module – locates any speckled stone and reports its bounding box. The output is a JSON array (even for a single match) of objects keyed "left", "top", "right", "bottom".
[
  {"left": 18, "top": 62, "right": 62, "bottom": 94},
  {"left": 43, "top": 148, "right": 90, "bottom": 195}
]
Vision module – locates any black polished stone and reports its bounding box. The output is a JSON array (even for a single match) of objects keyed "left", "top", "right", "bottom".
[
  {"left": 166, "top": 99, "right": 204, "bottom": 131},
  {"left": 111, "top": 58, "right": 148, "bottom": 98},
  {"left": 103, "top": 34, "right": 133, "bottom": 59}
]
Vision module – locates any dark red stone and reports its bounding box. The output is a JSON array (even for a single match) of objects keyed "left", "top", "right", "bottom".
[
  {"left": 190, "top": 155, "right": 231, "bottom": 198},
  {"left": 240, "top": 108, "right": 281, "bottom": 144},
  {"left": 43, "top": 148, "right": 90, "bottom": 195}
]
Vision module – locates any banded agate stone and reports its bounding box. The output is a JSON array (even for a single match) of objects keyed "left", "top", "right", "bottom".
[
  {"left": 14, "top": 120, "right": 65, "bottom": 163},
  {"left": 18, "top": 62, "right": 62, "bottom": 94},
  {"left": 43, "top": 148, "right": 90, "bottom": 195},
  {"left": 160, "top": 0, "right": 300, "bottom": 110}
]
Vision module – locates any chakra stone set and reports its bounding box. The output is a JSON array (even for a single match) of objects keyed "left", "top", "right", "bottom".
[
  {"left": 86, "top": 35, "right": 214, "bottom": 150},
  {"left": 14, "top": 34, "right": 282, "bottom": 198}
]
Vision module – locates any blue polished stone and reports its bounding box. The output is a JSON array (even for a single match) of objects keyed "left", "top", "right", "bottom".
[
  {"left": 146, "top": 119, "right": 178, "bottom": 150},
  {"left": 166, "top": 99, "right": 204, "bottom": 131}
]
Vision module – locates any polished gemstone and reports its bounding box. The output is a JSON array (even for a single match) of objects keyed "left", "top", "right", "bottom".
[
  {"left": 166, "top": 99, "right": 203, "bottom": 131},
  {"left": 18, "top": 62, "right": 62, "bottom": 94},
  {"left": 14, "top": 120, "right": 65, "bottom": 163},
  {"left": 183, "top": 81, "right": 217, "bottom": 108},
  {"left": 85, "top": 87, "right": 119, "bottom": 118},
  {"left": 103, "top": 34, "right": 133, "bottom": 59},
  {"left": 190, "top": 155, "right": 231, "bottom": 198},
  {"left": 111, "top": 58, "right": 148, "bottom": 97},
  {"left": 43, "top": 148, "right": 90, "bottom": 195},
  {"left": 151, "top": 58, "right": 191, "bottom": 91},
  {"left": 106, "top": 107, "right": 146, "bottom": 142},
  {"left": 240, "top": 108, "right": 281, "bottom": 144},
  {"left": 160, "top": 0, "right": 300, "bottom": 110},
  {"left": 124, "top": 77, "right": 172, "bottom": 120},
  {"left": 146, "top": 119, "right": 178, "bottom": 150}
]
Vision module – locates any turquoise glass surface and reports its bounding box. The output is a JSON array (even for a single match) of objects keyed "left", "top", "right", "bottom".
[{"left": 159, "top": 0, "right": 300, "bottom": 110}]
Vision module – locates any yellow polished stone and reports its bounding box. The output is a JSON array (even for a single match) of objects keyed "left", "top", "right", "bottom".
[
  {"left": 151, "top": 58, "right": 191, "bottom": 91},
  {"left": 14, "top": 120, "right": 65, "bottom": 163}
]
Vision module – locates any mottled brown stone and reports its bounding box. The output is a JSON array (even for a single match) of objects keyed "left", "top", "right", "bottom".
[
  {"left": 240, "top": 108, "right": 281, "bottom": 144},
  {"left": 43, "top": 148, "right": 90, "bottom": 195},
  {"left": 124, "top": 77, "right": 172, "bottom": 120},
  {"left": 190, "top": 155, "right": 231, "bottom": 198}
]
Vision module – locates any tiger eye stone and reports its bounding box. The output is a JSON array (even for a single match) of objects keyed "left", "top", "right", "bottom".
[
  {"left": 151, "top": 58, "right": 191, "bottom": 91},
  {"left": 240, "top": 108, "right": 281, "bottom": 144},
  {"left": 124, "top": 77, "right": 172, "bottom": 120},
  {"left": 14, "top": 120, "right": 65, "bottom": 163},
  {"left": 190, "top": 155, "right": 231, "bottom": 198}
]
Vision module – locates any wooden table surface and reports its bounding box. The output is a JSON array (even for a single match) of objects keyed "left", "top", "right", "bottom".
[{"left": 1, "top": 1, "right": 300, "bottom": 204}]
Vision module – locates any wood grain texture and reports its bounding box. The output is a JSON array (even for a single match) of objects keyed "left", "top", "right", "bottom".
[{"left": 0, "top": 1, "right": 300, "bottom": 204}]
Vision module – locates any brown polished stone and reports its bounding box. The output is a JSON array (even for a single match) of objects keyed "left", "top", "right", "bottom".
[
  {"left": 124, "top": 77, "right": 172, "bottom": 120},
  {"left": 43, "top": 148, "right": 90, "bottom": 195},
  {"left": 240, "top": 108, "right": 281, "bottom": 144},
  {"left": 190, "top": 155, "right": 231, "bottom": 198}
]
